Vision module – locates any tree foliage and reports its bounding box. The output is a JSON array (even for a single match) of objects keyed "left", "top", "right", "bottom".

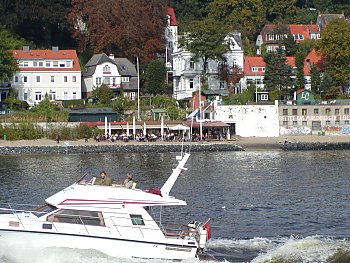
[
  {"left": 207, "top": 0, "right": 265, "bottom": 39},
  {"left": 69, "top": 0, "right": 167, "bottom": 64},
  {"left": 319, "top": 19, "right": 350, "bottom": 90},
  {"left": 263, "top": 0, "right": 298, "bottom": 22},
  {"left": 144, "top": 59, "right": 167, "bottom": 95},
  {"left": 263, "top": 49, "right": 294, "bottom": 99},
  {"left": 0, "top": 28, "right": 23, "bottom": 81},
  {"left": 92, "top": 84, "right": 115, "bottom": 105},
  {"left": 217, "top": 63, "right": 244, "bottom": 94},
  {"left": 180, "top": 17, "right": 229, "bottom": 75}
]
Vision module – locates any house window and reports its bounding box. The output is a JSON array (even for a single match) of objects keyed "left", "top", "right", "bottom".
[
  {"left": 96, "top": 77, "right": 102, "bottom": 85},
  {"left": 345, "top": 120, "right": 349, "bottom": 125},
  {"left": 46, "top": 61, "right": 51, "bottom": 67},
  {"left": 14, "top": 76, "right": 18, "bottom": 82},
  {"left": 326, "top": 108, "right": 331, "bottom": 115},
  {"left": 314, "top": 108, "right": 319, "bottom": 114},
  {"left": 35, "top": 92, "right": 42, "bottom": 101},
  {"left": 23, "top": 62, "right": 28, "bottom": 67},
  {"left": 189, "top": 78, "right": 194, "bottom": 89},
  {"left": 130, "top": 92, "right": 136, "bottom": 101},
  {"left": 219, "top": 80, "right": 225, "bottom": 89},
  {"left": 38, "top": 61, "right": 43, "bottom": 67},
  {"left": 64, "top": 76, "right": 68, "bottom": 82},
  {"left": 53, "top": 61, "right": 58, "bottom": 67},
  {"left": 72, "top": 92, "right": 77, "bottom": 99},
  {"left": 51, "top": 76, "right": 55, "bottom": 82},
  {"left": 335, "top": 109, "right": 340, "bottom": 115},
  {"left": 103, "top": 77, "right": 110, "bottom": 85},
  {"left": 293, "top": 121, "right": 297, "bottom": 126},
  {"left": 36, "top": 76, "right": 40, "bottom": 82},
  {"left": 49, "top": 92, "right": 56, "bottom": 101},
  {"left": 189, "top": 59, "right": 194, "bottom": 69},
  {"left": 112, "top": 77, "right": 116, "bottom": 86},
  {"left": 302, "top": 121, "right": 307, "bottom": 126},
  {"left": 283, "top": 109, "right": 288, "bottom": 115},
  {"left": 335, "top": 120, "right": 340, "bottom": 125},
  {"left": 326, "top": 120, "right": 330, "bottom": 125},
  {"left": 121, "top": 77, "right": 129, "bottom": 82},
  {"left": 59, "top": 62, "right": 65, "bottom": 67},
  {"left": 345, "top": 108, "right": 350, "bottom": 115},
  {"left": 33, "top": 61, "right": 38, "bottom": 67},
  {"left": 283, "top": 121, "right": 288, "bottom": 125},
  {"left": 292, "top": 109, "right": 297, "bottom": 115},
  {"left": 252, "top": 67, "right": 258, "bottom": 72},
  {"left": 302, "top": 109, "right": 307, "bottom": 115},
  {"left": 267, "top": 34, "right": 274, "bottom": 41},
  {"left": 66, "top": 61, "right": 71, "bottom": 67},
  {"left": 261, "top": 94, "right": 268, "bottom": 100},
  {"left": 64, "top": 91, "right": 68, "bottom": 100},
  {"left": 23, "top": 92, "right": 27, "bottom": 101},
  {"left": 130, "top": 214, "right": 145, "bottom": 226},
  {"left": 23, "top": 76, "right": 27, "bottom": 83},
  {"left": 72, "top": 76, "right": 77, "bottom": 82},
  {"left": 103, "top": 65, "right": 111, "bottom": 73}
]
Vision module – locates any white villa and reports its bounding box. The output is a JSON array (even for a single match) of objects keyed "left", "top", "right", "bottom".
[
  {"left": 172, "top": 31, "right": 244, "bottom": 101},
  {"left": 82, "top": 53, "right": 138, "bottom": 100},
  {"left": 11, "top": 46, "right": 81, "bottom": 106}
]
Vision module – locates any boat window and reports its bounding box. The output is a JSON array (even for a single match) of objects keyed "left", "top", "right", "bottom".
[
  {"left": 47, "top": 209, "right": 105, "bottom": 226},
  {"left": 33, "top": 204, "right": 57, "bottom": 217},
  {"left": 130, "top": 214, "right": 145, "bottom": 226},
  {"left": 77, "top": 174, "right": 96, "bottom": 185}
]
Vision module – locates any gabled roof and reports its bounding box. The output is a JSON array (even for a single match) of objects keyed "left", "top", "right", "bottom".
[
  {"left": 317, "top": 14, "right": 346, "bottom": 30},
  {"left": 244, "top": 56, "right": 296, "bottom": 76},
  {"left": 303, "top": 49, "right": 324, "bottom": 76},
  {"left": 167, "top": 7, "right": 177, "bottom": 26},
  {"left": 12, "top": 49, "right": 80, "bottom": 71},
  {"left": 289, "top": 24, "right": 320, "bottom": 42},
  {"left": 85, "top": 53, "right": 116, "bottom": 67},
  {"left": 115, "top": 58, "right": 137, "bottom": 77}
]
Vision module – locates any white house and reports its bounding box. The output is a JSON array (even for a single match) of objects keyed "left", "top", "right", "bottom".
[
  {"left": 82, "top": 53, "right": 138, "bottom": 100},
  {"left": 11, "top": 46, "right": 81, "bottom": 106},
  {"left": 172, "top": 31, "right": 244, "bottom": 101}
]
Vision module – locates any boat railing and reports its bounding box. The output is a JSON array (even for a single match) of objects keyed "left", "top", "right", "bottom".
[{"left": 160, "top": 222, "right": 197, "bottom": 239}]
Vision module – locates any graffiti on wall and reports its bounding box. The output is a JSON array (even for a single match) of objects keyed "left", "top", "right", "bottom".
[
  {"left": 324, "top": 126, "right": 350, "bottom": 135},
  {"left": 280, "top": 126, "right": 312, "bottom": 135}
]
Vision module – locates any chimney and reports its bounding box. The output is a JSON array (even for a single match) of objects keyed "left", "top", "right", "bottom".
[
  {"left": 52, "top": 46, "right": 59, "bottom": 52},
  {"left": 23, "top": 46, "right": 30, "bottom": 52},
  {"left": 109, "top": 54, "right": 115, "bottom": 60}
]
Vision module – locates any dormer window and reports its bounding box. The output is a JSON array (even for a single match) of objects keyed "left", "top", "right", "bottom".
[{"left": 103, "top": 65, "right": 111, "bottom": 73}]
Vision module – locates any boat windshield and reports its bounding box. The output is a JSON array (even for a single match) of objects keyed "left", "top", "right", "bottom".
[{"left": 76, "top": 174, "right": 96, "bottom": 185}]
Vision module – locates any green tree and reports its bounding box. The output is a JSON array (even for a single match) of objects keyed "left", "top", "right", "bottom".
[
  {"left": 0, "top": 28, "right": 23, "bottom": 82},
  {"left": 263, "top": 0, "right": 298, "bottom": 22},
  {"left": 180, "top": 17, "right": 230, "bottom": 85},
  {"left": 110, "top": 94, "right": 132, "bottom": 118},
  {"left": 294, "top": 40, "right": 316, "bottom": 89},
  {"left": 207, "top": 0, "right": 265, "bottom": 39},
  {"left": 310, "top": 65, "right": 322, "bottom": 95},
  {"left": 92, "top": 84, "right": 115, "bottom": 105},
  {"left": 263, "top": 49, "right": 294, "bottom": 99},
  {"left": 319, "top": 18, "right": 350, "bottom": 92},
  {"left": 144, "top": 59, "right": 167, "bottom": 95}
]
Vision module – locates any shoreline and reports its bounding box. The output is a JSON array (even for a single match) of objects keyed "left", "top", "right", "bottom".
[{"left": 0, "top": 135, "right": 349, "bottom": 155}]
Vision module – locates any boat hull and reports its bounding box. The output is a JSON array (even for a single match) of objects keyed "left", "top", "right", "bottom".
[{"left": 0, "top": 229, "right": 198, "bottom": 260}]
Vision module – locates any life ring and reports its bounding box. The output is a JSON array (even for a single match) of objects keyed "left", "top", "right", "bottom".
[{"left": 204, "top": 222, "right": 211, "bottom": 240}]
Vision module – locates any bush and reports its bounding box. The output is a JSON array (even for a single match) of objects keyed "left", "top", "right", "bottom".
[{"left": 0, "top": 122, "right": 42, "bottom": 140}]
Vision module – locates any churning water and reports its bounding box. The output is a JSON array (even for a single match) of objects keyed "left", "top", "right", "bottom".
[{"left": 0, "top": 150, "right": 350, "bottom": 263}]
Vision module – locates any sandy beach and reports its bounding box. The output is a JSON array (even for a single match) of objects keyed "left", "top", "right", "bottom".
[{"left": 0, "top": 134, "right": 349, "bottom": 150}]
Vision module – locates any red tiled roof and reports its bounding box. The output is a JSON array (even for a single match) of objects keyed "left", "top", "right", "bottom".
[
  {"left": 167, "top": 7, "right": 177, "bottom": 26},
  {"left": 244, "top": 56, "right": 296, "bottom": 75},
  {"left": 289, "top": 24, "right": 320, "bottom": 42},
  {"left": 295, "top": 88, "right": 305, "bottom": 95},
  {"left": 303, "top": 49, "right": 324, "bottom": 75},
  {"left": 12, "top": 49, "right": 81, "bottom": 71}
]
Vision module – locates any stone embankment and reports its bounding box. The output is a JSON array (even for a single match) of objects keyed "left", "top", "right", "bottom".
[
  {"left": 0, "top": 143, "right": 243, "bottom": 155},
  {"left": 281, "top": 142, "right": 350, "bottom": 151}
]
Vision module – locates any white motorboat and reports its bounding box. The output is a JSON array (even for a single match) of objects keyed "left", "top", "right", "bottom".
[{"left": 0, "top": 153, "right": 210, "bottom": 260}]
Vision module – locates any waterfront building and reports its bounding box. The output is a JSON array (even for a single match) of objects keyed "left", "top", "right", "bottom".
[
  {"left": 82, "top": 53, "right": 138, "bottom": 100},
  {"left": 172, "top": 31, "right": 244, "bottom": 101},
  {"left": 11, "top": 46, "right": 81, "bottom": 106}
]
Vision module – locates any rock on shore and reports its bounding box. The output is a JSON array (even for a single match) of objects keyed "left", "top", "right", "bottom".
[{"left": 0, "top": 143, "right": 244, "bottom": 155}]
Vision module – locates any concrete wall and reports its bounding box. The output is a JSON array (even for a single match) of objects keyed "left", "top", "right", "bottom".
[{"left": 214, "top": 103, "right": 279, "bottom": 137}]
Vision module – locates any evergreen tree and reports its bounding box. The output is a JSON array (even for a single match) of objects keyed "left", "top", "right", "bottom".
[
  {"left": 263, "top": 49, "right": 294, "bottom": 99},
  {"left": 144, "top": 59, "right": 167, "bottom": 95}
]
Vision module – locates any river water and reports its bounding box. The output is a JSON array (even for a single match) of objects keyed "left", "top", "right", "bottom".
[{"left": 0, "top": 149, "right": 350, "bottom": 263}]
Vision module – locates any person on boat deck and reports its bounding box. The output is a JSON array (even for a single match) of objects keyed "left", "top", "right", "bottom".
[
  {"left": 123, "top": 174, "right": 134, "bottom": 188},
  {"left": 95, "top": 171, "right": 112, "bottom": 186}
]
